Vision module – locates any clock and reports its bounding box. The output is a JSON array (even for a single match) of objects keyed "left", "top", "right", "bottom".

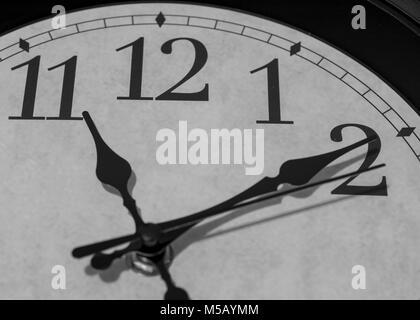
[{"left": 0, "top": 2, "right": 419, "bottom": 300}]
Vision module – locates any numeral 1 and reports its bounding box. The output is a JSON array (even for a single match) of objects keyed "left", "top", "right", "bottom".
[
  {"left": 116, "top": 37, "right": 152, "bottom": 100},
  {"left": 9, "top": 55, "right": 82, "bottom": 120},
  {"left": 47, "top": 56, "right": 82, "bottom": 120},
  {"left": 250, "top": 58, "right": 293, "bottom": 124}
]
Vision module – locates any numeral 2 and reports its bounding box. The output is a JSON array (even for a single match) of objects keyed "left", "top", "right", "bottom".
[{"left": 330, "top": 123, "right": 388, "bottom": 196}]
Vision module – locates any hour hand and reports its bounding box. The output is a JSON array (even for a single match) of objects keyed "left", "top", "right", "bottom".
[{"left": 82, "top": 111, "right": 144, "bottom": 229}]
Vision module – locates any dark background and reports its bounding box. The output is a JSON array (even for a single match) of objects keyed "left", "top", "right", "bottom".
[{"left": 0, "top": 0, "right": 419, "bottom": 112}]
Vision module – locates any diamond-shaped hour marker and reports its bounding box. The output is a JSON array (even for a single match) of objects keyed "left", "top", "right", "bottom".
[
  {"left": 19, "top": 38, "right": 30, "bottom": 52},
  {"left": 156, "top": 12, "right": 166, "bottom": 27},
  {"left": 290, "top": 42, "right": 301, "bottom": 56},
  {"left": 397, "top": 127, "right": 416, "bottom": 137}
]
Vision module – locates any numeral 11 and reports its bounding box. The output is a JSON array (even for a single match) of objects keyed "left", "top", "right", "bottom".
[{"left": 9, "top": 55, "right": 82, "bottom": 120}]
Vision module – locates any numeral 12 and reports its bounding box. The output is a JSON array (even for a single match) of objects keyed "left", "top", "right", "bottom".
[{"left": 117, "top": 37, "right": 209, "bottom": 101}]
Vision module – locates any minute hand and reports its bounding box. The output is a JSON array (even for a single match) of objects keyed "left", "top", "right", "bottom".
[{"left": 157, "top": 135, "right": 377, "bottom": 242}]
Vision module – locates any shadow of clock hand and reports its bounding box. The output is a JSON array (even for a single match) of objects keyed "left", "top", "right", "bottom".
[
  {"left": 90, "top": 240, "right": 143, "bottom": 270},
  {"left": 84, "top": 245, "right": 190, "bottom": 299},
  {"left": 157, "top": 135, "right": 377, "bottom": 246},
  {"left": 170, "top": 153, "right": 368, "bottom": 259},
  {"left": 101, "top": 169, "right": 137, "bottom": 201},
  {"left": 83, "top": 239, "right": 143, "bottom": 282},
  {"left": 195, "top": 181, "right": 385, "bottom": 244}
]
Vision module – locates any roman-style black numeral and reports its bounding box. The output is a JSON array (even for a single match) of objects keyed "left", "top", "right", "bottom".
[
  {"left": 116, "top": 37, "right": 152, "bottom": 101},
  {"left": 251, "top": 58, "right": 293, "bottom": 124},
  {"left": 117, "top": 37, "right": 209, "bottom": 101},
  {"left": 330, "top": 123, "right": 387, "bottom": 196},
  {"left": 47, "top": 56, "right": 82, "bottom": 120},
  {"left": 155, "top": 38, "right": 208, "bottom": 101},
  {"left": 9, "top": 55, "right": 82, "bottom": 120},
  {"left": 9, "top": 56, "right": 44, "bottom": 120}
]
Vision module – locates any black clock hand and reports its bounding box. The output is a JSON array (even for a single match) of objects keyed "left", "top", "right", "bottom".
[
  {"left": 82, "top": 111, "right": 144, "bottom": 231},
  {"left": 72, "top": 224, "right": 161, "bottom": 259},
  {"left": 72, "top": 162, "right": 384, "bottom": 258},
  {"left": 72, "top": 233, "right": 140, "bottom": 258},
  {"left": 159, "top": 163, "right": 385, "bottom": 236},
  {"left": 150, "top": 253, "right": 190, "bottom": 300},
  {"left": 156, "top": 135, "right": 378, "bottom": 243}
]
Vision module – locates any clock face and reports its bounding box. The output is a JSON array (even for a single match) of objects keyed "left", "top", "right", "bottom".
[{"left": 0, "top": 2, "right": 419, "bottom": 300}]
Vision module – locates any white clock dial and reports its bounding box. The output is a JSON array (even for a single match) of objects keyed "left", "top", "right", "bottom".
[{"left": 0, "top": 3, "right": 419, "bottom": 299}]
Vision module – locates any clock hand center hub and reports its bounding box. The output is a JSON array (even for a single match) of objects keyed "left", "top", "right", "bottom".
[{"left": 139, "top": 223, "right": 162, "bottom": 247}]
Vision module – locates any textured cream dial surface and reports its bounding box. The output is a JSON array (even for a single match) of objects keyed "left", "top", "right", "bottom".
[{"left": 0, "top": 3, "right": 419, "bottom": 299}]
